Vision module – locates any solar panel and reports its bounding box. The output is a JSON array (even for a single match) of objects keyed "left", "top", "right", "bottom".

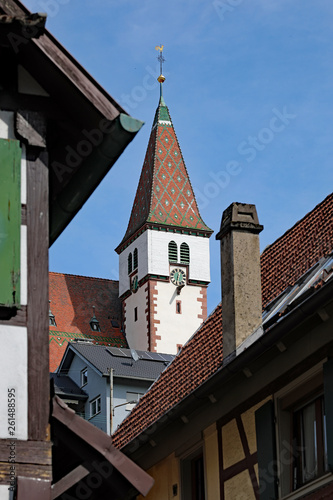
[{"left": 106, "top": 347, "right": 130, "bottom": 358}]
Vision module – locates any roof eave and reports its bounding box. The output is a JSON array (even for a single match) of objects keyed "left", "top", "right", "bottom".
[
  {"left": 50, "top": 113, "right": 144, "bottom": 245},
  {"left": 119, "top": 278, "right": 333, "bottom": 458}
]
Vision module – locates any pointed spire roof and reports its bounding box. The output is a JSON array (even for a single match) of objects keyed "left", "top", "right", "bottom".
[{"left": 117, "top": 80, "right": 212, "bottom": 252}]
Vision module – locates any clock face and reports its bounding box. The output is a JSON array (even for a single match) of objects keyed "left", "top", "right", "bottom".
[{"left": 170, "top": 268, "right": 186, "bottom": 286}]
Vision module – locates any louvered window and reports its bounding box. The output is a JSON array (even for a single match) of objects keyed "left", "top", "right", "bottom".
[
  {"left": 180, "top": 243, "right": 190, "bottom": 264},
  {"left": 168, "top": 241, "right": 178, "bottom": 262},
  {"left": 128, "top": 253, "right": 132, "bottom": 275},
  {"left": 133, "top": 248, "right": 138, "bottom": 270}
]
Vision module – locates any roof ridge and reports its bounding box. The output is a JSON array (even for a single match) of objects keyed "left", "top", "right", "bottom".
[{"left": 49, "top": 271, "right": 118, "bottom": 284}]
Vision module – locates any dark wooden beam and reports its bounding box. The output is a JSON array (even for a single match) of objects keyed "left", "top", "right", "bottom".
[
  {"left": 17, "top": 476, "right": 51, "bottom": 500},
  {"left": 51, "top": 464, "right": 89, "bottom": 499},
  {"left": 27, "top": 151, "right": 49, "bottom": 440}
]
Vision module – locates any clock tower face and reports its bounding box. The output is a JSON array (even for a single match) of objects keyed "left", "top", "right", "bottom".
[{"left": 170, "top": 268, "right": 186, "bottom": 286}]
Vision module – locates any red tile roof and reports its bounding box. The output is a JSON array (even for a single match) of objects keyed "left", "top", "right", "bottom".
[
  {"left": 49, "top": 272, "right": 126, "bottom": 372},
  {"left": 112, "top": 192, "right": 333, "bottom": 449},
  {"left": 117, "top": 96, "right": 212, "bottom": 251}
]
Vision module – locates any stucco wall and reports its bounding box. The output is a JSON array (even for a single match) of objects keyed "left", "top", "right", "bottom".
[{"left": 137, "top": 453, "right": 180, "bottom": 500}]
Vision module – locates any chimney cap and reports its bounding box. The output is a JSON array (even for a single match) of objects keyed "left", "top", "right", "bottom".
[{"left": 216, "top": 202, "right": 263, "bottom": 240}]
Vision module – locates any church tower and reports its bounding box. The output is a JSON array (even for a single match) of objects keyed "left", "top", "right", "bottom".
[{"left": 116, "top": 53, "right": 213, "bottom": 354}]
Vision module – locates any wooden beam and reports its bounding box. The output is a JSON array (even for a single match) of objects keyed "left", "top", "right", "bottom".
[
  {"left": 0, "top": 439, "right": 51, "bottom": 464},
  {"left": 51, "top": 464, "right": 89, "bottom": 499},
  {"left": 27, "top": 151, "right": 49, "bottom": 440},
  {"left": 17, "top": 476, "right": 51, "bottom": 500}
]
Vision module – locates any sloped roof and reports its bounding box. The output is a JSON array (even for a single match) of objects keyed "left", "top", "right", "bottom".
[
  {"left": 117, "top": 92, "right": 212, "bottom": 251},
  {"left": 60, "top": 343, "right": 175, "bottom": 380},
  {"left": 112, "top": 192, "right": 333, "bottom": 449},
  {"left": 49, "top": 272, "right": 126, "bottom": 372},
  {"left": 50, "top": 373, "right": 88, "bottom": 400},
  {"left": 0, "top": 0, "right": 143, "bottom": 246}
]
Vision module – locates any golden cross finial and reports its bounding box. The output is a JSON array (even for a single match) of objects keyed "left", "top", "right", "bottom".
[{"left": 155, "top": 44, "right": 165, "bottom": 75}]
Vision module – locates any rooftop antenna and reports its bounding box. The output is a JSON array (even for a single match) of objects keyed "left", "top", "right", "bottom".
[{"left": 155, "top": 44, "right": 166, "bottom": 97}]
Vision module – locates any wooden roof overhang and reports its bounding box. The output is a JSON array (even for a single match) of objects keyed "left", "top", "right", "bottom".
[
  {"left": 0, "top": 0, "right": 144, "bottom": 245},
  {"left": 50, "top": 396, "right": 154, "bottom": 500}
]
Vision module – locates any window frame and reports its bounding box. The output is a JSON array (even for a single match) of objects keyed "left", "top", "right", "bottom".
[
  {"left": 80, "top": 368, "right": 88, "bottom": 387},
  {"left": 274, "top": 363, "right": 332, "bottom": 499},
  {"left": 180, "top": 242, "right": 190, "bottom": 265},
  {"left": 128, "top": 252, "right": 133, "bottom": 275},
  {"left": 168, "top": 241, "right": 178, "bottom": 263},
  {"left": 90, "top": 395, "right": 101, "bottom": 418}
]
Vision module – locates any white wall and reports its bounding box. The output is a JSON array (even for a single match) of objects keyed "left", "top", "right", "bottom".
[
  {"left": 0, "top": 485, "right": 10, "bottom": 500},
  {"left": 125, "top": 287, "right": 149, "bottom": 351},
  {"left": 148, "top": 230, "right": 210, "bottom": 281},
  {"left": 0, "top": 326, "right": 28, "bottom": 439},
  {"left": 0, "top": 113, "right": 28, "bottom": 440},
  {"left": 119, "top": 229, "right": 211, "bottom": 297},
  {"left": 154, "top": 280, "right": 203, "bottom": 353},
  {"left": 119, "top": 232, "right": 149, "bottom": 297}
]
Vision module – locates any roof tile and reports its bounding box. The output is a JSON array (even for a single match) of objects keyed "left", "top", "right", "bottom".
[{"left": 112, "top": 192, "right": 333, "bottom": 449}]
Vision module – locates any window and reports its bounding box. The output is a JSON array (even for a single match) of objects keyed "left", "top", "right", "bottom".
[
  {"left": 126, "top": 392, "right": 143, "bottom": 411},
  {"left": 128, "top": 252, "right": 132, "bottom": 275},
  {"left": 180, "top": 242, "right": 190, "bottom": 264},
  {"left": 181, "top": 449, "right": 206, "bottom": 500},
  {"left": 133, "top": 248, "right": 138, "bottom": 270},
  {"left": 176, "top": 300, "right": 182, "bottom": 314},
  {"left": 134, "top": 307, "right": 138, "bottom": 322},
  {"left": 81, "top": 368, "right": 88, "bottom": 387},
  {"left": 256, "top": 361, "right": 333, "bottom": 499},
  {"left": 292, "top": 395, "right": 328, "bottom": 490},
  {"left": 169, "top": 241, "right": 178, "bottom": 262},
  {"left": 90, "top": 396, "right": 101, "bottom": 417}
]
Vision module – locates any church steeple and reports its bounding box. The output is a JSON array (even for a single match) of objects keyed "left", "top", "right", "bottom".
[
  {"left": 117, "top": 58, "right": 212, "bottom": 253},
  {"left": 116, "top": 48, "right": 212, "bottom": 354}
]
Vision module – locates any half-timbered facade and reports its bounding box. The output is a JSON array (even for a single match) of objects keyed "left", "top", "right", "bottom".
[{"left": 0, "top": 1, "right": 153, "bottom": 498}]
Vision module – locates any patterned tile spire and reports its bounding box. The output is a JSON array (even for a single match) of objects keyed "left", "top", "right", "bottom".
[{"left": 118, "top": 65, "right": 212, "bottom": 250}]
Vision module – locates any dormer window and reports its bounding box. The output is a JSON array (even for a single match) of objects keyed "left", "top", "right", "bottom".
[
  {"left": 89, "top": 306, "right": 101, "bottom": 332},
  {"left": 49, "top": 300, "right": 56, "bottom": 326},
  {"left": 180, "top": 243, "right": 190, "bottom": 264},
  {"left": 168, "top": 241, "right": 178, "bottom": 262}
]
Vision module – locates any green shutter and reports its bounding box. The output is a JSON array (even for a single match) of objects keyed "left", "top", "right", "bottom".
[
  {"left": 324, "top": 359, "right": 333, "bottom": 471},
  {"left": 255, "top": 400, "right": 278, "bottom": 500},
  {"left": 0, "top": 139, "right": 21, "bottom": 307}
]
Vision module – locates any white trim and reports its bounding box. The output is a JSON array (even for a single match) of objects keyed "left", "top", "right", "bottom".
[
  {"left": 0, "top": 326, "right": 28, "bottom": 440},
  {"left": 20, "top": 225, "right": 27, "bottom": 306},
  {"left": 21, "top": 144, "right": 27, "bottom": 205},
  {"left": 0, "top": 485, "right": 10, "bottom": 500},
  {"left": 0, "top": 111, "right": 15, "bottom": 139}
]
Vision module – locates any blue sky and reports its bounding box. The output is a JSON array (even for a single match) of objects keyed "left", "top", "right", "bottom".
[{"left": 24, "top": 0, "right": 333, "bottom": 314}]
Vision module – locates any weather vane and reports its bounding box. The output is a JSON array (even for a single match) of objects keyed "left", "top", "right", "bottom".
[{"left": 155, "top": 44, "right": 165, "bottom": 76}]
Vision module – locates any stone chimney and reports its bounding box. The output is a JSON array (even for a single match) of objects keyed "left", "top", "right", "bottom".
[{"left": 216, "top": 203, "right": 263, "bottom": 359}]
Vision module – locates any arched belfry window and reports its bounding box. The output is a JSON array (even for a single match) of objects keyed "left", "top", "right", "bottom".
[
  {"left": 133, "top": 248, "right": 138, "bottom": 270},
  {"left": 168, "top": 241, "right": 178, "bottom": 262},
  {"left": 180, "top": 243, "right": 190, "bottom": 264},
  {"left": 128, "top": 253, "right": 132, "bottom": 275}
]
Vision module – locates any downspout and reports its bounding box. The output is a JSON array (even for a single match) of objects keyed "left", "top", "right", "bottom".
[{"left": 109, "top": 368, "right": 114, "bottom": 435}]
